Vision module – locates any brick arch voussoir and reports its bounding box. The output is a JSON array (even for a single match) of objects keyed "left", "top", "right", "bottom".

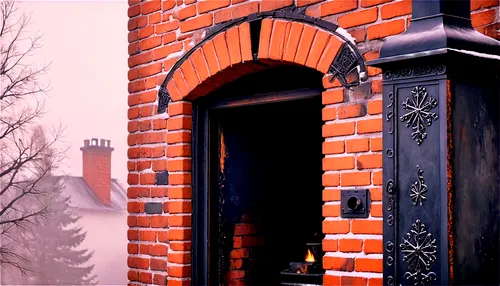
[{"left": 158, "top": 10, "right": 368, "bottom": 113}]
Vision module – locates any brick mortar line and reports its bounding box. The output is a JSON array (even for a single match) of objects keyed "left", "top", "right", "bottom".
[
  {"left": 325, "top": 233, "right": 383, "bottom": 239},
  {"left": 324, "top": 113, "right": 383, "bottom": 123},
  {"left": 166, "top": 198, "right": 191, "bottom": 202},
  {"left": 127, "top": 115, "right": 165, "bottom": 121},
  {"left": 129, "top": 241, "right": 168, "bottom": 245},
  {"left": 127, "top": 143, "right": 170, "bottom": 148},
  {"left": 324, "top": 151, "right": 382, "bottom": 158},
  {"left": 325, "top": 252, "right": 383, "bottom": 258},
  {"left": 127, "top": 226, "right": 168, "bottom": 231},
  {"left": 127, "top": 157, "right": 190, "bottom": 162},
  {"left": 128, "top": 253, "right": 163, "bottom": 258},
  {"left": 130, "top": 168, "right": 154, "bottom": 174},
  {"left": 323, "top": 201, "right": 341, "bottom": 205},
  {"left": 127, "top": 121, "right": 167, "bottom": 127},
  {"left": 162, "top": 142, "right": 191, "bottom": 146},
  {"left": 166, "top": 172, "right": 192, "bottom": 176},
  {"left": 129, "top": 270, "right": 170, "bottom": 278},
  {"left": 127, "top": 87, "right": 161, "bottom": 97},
  {"left": 324, "top": 134, "right": 382, "bottom": 141},
  {"left": 128, "top": 46, "right": 181, "bottom": 69},
  {"left": 127, "top": 105, "right": 162, "bottom": 112},
  {"left": 168, "top": 278, "right": 191, "bottom": 281},
  {"left": 129, "top": 199, "right": 169, "bottom": 204},
  {"left": 127, "top": 127, "right": 169, "bottom": 133},
  {"left": 129, "top": 256, "right": 168, "bottom": 261},
  {"left": 127, "top": 90, "right": 160, "bottom": 99},
  {"left": 324, "top": 133, "right": 382, "bottom": 141},
  {"left": 322, "top": 184, "right": 382, "bottom": 189},
  {"left": 165, "top": 184, "right": 192, "bottom": 188},
  {"left": 128, "top": 102, "right": 158, "bottom": 110},
  {"left": 127, "top": 59, "right": 168, "bottom": 72},
  {"left": 323, "top": 152, "right": 383, "bottom": 158},
  {"left": 166, "top": 213, "right": 190, "bottom": 216},
  {"left": 165, "top": 114, "right": 192, "bottom": 118},
  {"left": 323, "top": 168, "right": 381, "bottom": 173},
  {"left": 166, "top": 129, "right": 192, "bottom": 133},
  {"left": 325, "top": 251, "right": 383, "bottom": 256},
  {"left": 324, "top": 216, "right": 382, "bottom": 221},
  {"left": 325, "top": 269, "right": 383, "bottom": 278},
  {"left": 323, "top": 99, "right": 383, "bottom": 110},
  {"left": 167, "top": 226, "right": 191, "bottom": 229},
  {"left": 126, "top": 186, "right": 166, "bottom": 189},
  {"left": 167, "top": 250, "right": 190, "bottom": 254},
  {"left": 166, "top": 261, "right": 191, "bottom": 267},
  {"left": 322, "top": 168, "right": 383, "bottom": 173},
  {"left": 127, "top": 50, "right": 184, "bottom": 75}
]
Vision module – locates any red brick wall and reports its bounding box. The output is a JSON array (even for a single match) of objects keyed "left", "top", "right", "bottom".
[
  {"left": 226, "top": 212, "right": 262, "bottom": 285},
  {"left": 126, "top": 1, "right": 499, "bottom": 286},
  {"left": 81, "top": 139, "right": 113, "bottom": 205}
]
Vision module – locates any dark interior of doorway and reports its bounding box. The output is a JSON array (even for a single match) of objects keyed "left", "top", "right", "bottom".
[
  {"left": 192, "top": 64, "right": 326, "bottom": 285},
  {"left": 208, "top": 94, "right": 323, "bottom": 285}
]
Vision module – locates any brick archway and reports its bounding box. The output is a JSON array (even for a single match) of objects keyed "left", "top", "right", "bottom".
[
  {"left": 157, "top": 11, "right": 367, "bottom": 112},
  {"left": 157, "top": 10, "right": 373, "bottom": 286}
]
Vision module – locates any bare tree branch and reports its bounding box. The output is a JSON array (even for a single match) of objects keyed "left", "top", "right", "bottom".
[{"left": 0, "top": 0, "right": 67, "bottom": 277}]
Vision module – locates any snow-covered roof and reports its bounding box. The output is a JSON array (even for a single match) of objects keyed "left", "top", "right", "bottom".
[{"left": 47, "top": 175, "right": 127, "bottom": 211}]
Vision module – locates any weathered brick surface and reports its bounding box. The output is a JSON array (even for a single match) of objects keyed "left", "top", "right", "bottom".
[{"left": 127, "top": 0, "right": 499, "bottom": 285}]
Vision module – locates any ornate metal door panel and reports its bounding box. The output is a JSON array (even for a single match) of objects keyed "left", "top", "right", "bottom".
[{"left": 383, "top": 70, "right": 449, "bottom": 286}]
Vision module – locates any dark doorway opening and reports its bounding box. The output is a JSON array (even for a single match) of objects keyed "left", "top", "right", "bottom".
[
  {"left": 192, "top": 66, "right": 325, "bottom": 286},
  {"left": 210, "top": 97, "right": 323, "bottom": 285}
]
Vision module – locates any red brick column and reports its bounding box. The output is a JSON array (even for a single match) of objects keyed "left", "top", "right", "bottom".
[{"left": 320, "top": 78, "right": 383, "bottom": 285}]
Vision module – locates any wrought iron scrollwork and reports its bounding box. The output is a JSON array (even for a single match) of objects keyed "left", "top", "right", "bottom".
[
  {"left": 387, "top": 215, "right": 394, "bottom": 226},
  {"left": 400, "top": 86, "right": 438, "bottom": 145},
  {"left": 386, "top": 180, "right": 396, "bottom": 226},
  {"left": 386, "top": 179, "right": 396, "bottom": 196},
  {"left": 411, "top": 165, "right": 428, "bottom": 206},
  {"left": 384, "top": 179, "right": 397, "bottom": 285},
  {"left": 400, "top": 220, "right": 438, "bottom": 285},
  {"left": 158, "top": 85, "right": 171, "bottom": 113},
  {"left": 328, "top": 43, "right": 362, "bottom": 88},
  {"left": 387, "top": 276, "right": 395, "bottom": 286},
  {"left": 383, "top": 64, "right": 446, "bottom": 80},
  {"left": 386, "top": 92, "right": 394, "bottom": 134},
  {"left": 386, "top": 241, "right": 394, "bottom": 252},
  {"left": 387, "top": 255, "right": 394, "bottom": 266},
  {"left": 386, "top": 148, "right": 394, "bottom": 158}
]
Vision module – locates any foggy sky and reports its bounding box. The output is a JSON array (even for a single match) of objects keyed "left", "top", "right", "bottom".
[{"left": 19, "top": 0, "right": 129, "bottom": 185}]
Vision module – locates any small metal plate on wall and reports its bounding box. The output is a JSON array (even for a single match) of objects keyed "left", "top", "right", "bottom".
[
  {"left": 341, "top": 189, "right": 370, "bottom": 218},
  {"left": 144, "top": 202, "right": 163, "bottom": 214}
]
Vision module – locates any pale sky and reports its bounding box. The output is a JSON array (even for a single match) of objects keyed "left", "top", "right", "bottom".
[{"left": 19, "top": 0, "right": 129, "bottom": 185}]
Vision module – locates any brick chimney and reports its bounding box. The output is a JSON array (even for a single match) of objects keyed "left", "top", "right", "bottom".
[{"left": 80, "top": 138, "right": 114, "bottom": 206}]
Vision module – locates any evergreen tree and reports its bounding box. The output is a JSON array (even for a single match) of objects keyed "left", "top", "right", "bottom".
[{"left": 26, "top": 192, "right": 98, "bottom": 285}]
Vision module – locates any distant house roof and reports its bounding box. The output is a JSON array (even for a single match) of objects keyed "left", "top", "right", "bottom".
[{"left": 51, "top": 176, "right": 127, "bottom": 211}]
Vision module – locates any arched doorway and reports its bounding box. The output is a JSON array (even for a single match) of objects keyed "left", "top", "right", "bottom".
[{"left": 193, "top": 65, "right": 324, "bottom": 285}]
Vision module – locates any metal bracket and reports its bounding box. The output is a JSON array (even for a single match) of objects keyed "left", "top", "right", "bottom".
[{"left": 340, "top": 189, "right": 370, "bottom": 218}]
